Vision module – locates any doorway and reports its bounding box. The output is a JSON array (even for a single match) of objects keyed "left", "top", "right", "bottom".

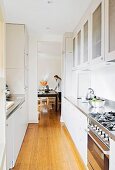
[{"left": 37, "top": 41, "right": 62, "bottom": 119}]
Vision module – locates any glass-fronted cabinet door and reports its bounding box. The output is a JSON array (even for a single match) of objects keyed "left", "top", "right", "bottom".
[
  {"left": 91, "top": 0, "right": 104, "bottom": 63},
  {"left": 73, "top": 37, "right": 76, "bottom": 68},
  {"left": 83, "top": 21, "right": 88, "bottom": 64},
  {"left": 105, "top": 0, "right": 115, "bottom": 61},
  {"left": 76, "top": 30, "right": 81, "bottom": 66},
  {"left": 81, "top": 19, "right": 90, "bottom": 67},
  {"left": 73, "top": 30, "right": 81, "bottom": 68}
]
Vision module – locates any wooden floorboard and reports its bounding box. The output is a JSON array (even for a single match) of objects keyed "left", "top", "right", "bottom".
[{"left": 13, "top": 108, "right": 87, "bottom": 170}]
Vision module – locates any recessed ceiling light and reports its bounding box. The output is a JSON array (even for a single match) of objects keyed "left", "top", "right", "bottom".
[
  {"left": 45, "top": 0, "right": 53, "bottom": 4},
  {"left": 46, "top": 27, "right": 50, "bottom": 30}
]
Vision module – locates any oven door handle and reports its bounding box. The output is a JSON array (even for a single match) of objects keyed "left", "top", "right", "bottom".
[{"left": 88, "top": 132, "right": 109, "bottom": 156}]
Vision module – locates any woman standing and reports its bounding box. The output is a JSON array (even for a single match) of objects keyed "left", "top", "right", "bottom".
[{"left": 54, "top": 75, "right": 61, "bottom": 102}]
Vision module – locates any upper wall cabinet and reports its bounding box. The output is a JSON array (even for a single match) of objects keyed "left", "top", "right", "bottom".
[
  {"left": 81, "top": 16, "right": 91, "bottom": 67},
  {"left": 73, "top": 29, "right": 82, "bottom": 68},
  {"left": 6, "top": 24, "right": 26, "bottom": 69},
  {"left": 65, "top": 36, "right": 73, "bottom": 55},
  {"left": 90, "top": 0, "right": 104, "bottom": 64},
  {"left": 105, "top": 0, "right": 115, "bottom": 61},
  {"left": 63, "top": 33, "right": 73, "bottom": 97},
  {"left": 83, "top": 21, "right": 89, "bottom": 65}
]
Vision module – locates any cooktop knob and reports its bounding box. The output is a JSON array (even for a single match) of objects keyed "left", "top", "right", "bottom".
[
  {"left": 101, "top": 131, "right": 105, "bottom": 135},
  {"left": 96, "top": 127, "right": 100, "bottom": 131},
  {"left": 105, "top": 134, "right": 109, "bottom": 138}
]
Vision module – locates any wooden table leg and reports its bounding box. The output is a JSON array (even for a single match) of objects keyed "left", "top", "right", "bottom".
[{"left": 56, "top": 95, "right": 57, "bottom": 112}]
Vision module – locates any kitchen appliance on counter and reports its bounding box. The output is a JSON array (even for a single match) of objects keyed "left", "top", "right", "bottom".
[
  {"left": 86, "top": 88, "right": 95, "bottom": 100},
  {"left": 6, "top": 84, "right": 11, "bottom": 100},
  {"left": 89, "top": 98, "right": 105, "bottom": 108},
  {"left": 87, "top": 111, "right": 115, "bottom": 170}
]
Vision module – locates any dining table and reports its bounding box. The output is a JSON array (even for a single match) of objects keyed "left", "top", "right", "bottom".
[{"left": 38, "top": 90, "right": 58, "bottom": 111}]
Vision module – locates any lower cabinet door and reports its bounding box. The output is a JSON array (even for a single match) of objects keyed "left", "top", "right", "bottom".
[
  {"left": 13, "top": 107, "right": 21, "bottom": 164},
  {"left": 13, "top": 102, "right": 26, "bottom": 165},
  {"left": 6, "top": 115, "right": 14, "bottom": 170}
]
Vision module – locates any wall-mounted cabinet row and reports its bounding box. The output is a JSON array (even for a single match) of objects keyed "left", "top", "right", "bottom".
[{"left": 71, "top": 0, "right": 115, "bottom": 69}]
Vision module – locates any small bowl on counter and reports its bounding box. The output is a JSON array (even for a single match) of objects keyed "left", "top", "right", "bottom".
[{"left": 89, "top": 98, "right": 105, "bottom": 108}]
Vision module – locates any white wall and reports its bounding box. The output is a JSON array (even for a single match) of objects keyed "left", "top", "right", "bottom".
[
  {"left": 91, "top": 64, "right": 115, "bottom": 101},
  {"left": 37, "top": 41, "right": 61, "bottom": 89},
  {"left": 28, "top": 33, "right": 62, "bottom": 123},
  {"left": 76, "top": 64, "right": 115, "bottom": 102}
]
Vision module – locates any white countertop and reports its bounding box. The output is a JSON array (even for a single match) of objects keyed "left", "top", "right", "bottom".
[{"left": 65, "top": 96, "right": 115, "bottom": 141}]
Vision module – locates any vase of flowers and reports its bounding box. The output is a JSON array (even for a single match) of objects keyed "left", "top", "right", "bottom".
[{"left": 40, "top": 80, "right": 48, "bottom": 91}]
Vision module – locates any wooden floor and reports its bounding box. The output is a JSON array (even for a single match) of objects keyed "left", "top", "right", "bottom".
[{"left": 13, "top": 108, "right": 87, "bottom": 170}]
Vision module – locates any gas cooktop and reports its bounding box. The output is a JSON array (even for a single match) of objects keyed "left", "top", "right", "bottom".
[{"left": 90, "top": 111, "right": 115, "bottom": 131}]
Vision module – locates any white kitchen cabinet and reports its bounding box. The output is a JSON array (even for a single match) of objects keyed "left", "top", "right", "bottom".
[
  {"left": 65, "top": 37, "right": 73, "bottom": 55},
  {"left": 90, "top": 0, "right": 105, "bottom": 64},
  {"left": 6, "top": 24, "right": 25, "bottom": 69},
  {"left": 13, "top": 102, "right": 27, "bottom": 164},
  {"left": 6, "top": 23, "right": 29, "bottom": 95},
  {"left": 82, "top": 19, "right": 90, "bottom": 67},
  {"left": 0, "top": 9, "right": 6, "bottom": 170},
  {"left": 71, "top": 70, "right": 78, "bottom": 99},
  {"left": 64, "top": 53, "right": 72, "bottom": 98},
  {"left": 73, "top": 13, "right": 91, "bottom": 69},
  {"left": 73, "top": 29, "right": 82, "bottom": 68},
  {"left": 6, "top": 69, "right": 25, "bottom": 94},
  {"left": 71, "top": 105, "right": 87, "bottom": 165},
  {"left": 6, "top": 102, "right": 27, "bottom": 168},
  {"left": 6, "top": 114, "right": 14, "bottom": 170},
  {"left": 63, "top": 34, "right": 73, "bottom": 97},
  {"left": 82, "top": 21, "right": 88, "bottom": 65},
  {"left": 61, "top": 98, "right": 87, "bottom": 165},
  {"left": 78, "top": 112, "right": 87, "bottom": 165},
  {"left": 105, "top": 0, "right": 115, "bottom": 61},
  {"left": 76, "top": 30, "right": 81, "bottom": 66},
  {"left": 0, "top": 21, "right": 4, "bottom": 77}
]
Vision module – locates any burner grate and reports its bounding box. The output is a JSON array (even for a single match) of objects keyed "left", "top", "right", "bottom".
[{"left": 90, "top": 111, "right": 115, "bottom": 131}]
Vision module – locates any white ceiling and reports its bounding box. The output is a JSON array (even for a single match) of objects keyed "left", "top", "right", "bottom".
[{"left": 3, "top": 0, "right": 92, "bottom": 36}]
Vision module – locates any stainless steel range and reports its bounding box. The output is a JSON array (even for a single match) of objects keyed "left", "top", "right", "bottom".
[
  {"left": 88, "top": 111, "right": 115, "bottom": 148},
  {"left": 87, "top": 111, "right": 115, "bottom": 170}
]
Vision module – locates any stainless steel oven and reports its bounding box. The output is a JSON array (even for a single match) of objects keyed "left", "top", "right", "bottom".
[
  {"left": 88, "top": 130, "right": 109, "bottom": 170},
  {"left": 87, "top": 106, "right": 115, "bottom": 170}
]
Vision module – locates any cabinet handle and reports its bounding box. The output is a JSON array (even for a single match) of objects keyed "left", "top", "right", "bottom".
[{"left": 6, "top": 124, "right": 8, "bottom": 127}]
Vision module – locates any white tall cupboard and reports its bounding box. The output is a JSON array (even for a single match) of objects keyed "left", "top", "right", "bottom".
[
  {"left": 6, "top": 23, "right": 29, "bottom": 170},
  {"left": 6, "top": 24, "right": 29, "bottom": 95},
  {"left": 63, "top": 33, "right": 73, "bottom": 98},
  {"left": 0, "top": 5, "right": 6, "bottom": 170}
]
